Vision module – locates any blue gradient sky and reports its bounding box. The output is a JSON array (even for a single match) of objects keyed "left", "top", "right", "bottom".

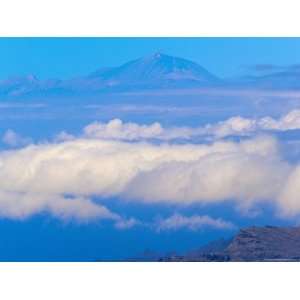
[
  {"left": 0, "top": 38, "right": 300, "bottom": 261},
  {"left": 1, "top": 38, "right": 300, "bottom": 79}
]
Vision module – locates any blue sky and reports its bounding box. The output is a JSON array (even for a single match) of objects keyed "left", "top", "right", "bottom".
[
  {"left": 1, "top": 37, "right": 300, "bottom": 79},
  {"left": 1, "top": 38, "right": 300, "bottom": 261}
]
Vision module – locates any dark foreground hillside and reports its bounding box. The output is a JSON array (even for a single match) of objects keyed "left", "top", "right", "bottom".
[{"left": 159, "top": 226, "right": 300, "bottom": 262}]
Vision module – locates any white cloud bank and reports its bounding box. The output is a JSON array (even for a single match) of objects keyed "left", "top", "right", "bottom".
[
  {"left": 0, "top": 134, "right": 298, "bottom": 221},
  {"left": 84, "top": 119, "right": 164, "bottom": 141},
  {"left": 80, "top": 109, "right": 300, "bottom": 141},
  {"left": 212, "top": 109, "right": 300, "bottom": 137},
  {"left": 0, "top": 191, "right": 116, "bottom": 221},
  {"left": 3, "top": 109, "right": 300, "bottom": 150},
  {"left": 3, "top": 110, "right": 300, "bottom": 222}
]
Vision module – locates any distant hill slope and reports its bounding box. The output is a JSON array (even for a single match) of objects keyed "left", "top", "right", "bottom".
[{"left": 159, "top": 226, "right": 300, "bottom": 261}]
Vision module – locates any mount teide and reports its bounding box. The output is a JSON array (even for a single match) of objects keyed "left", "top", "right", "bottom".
[
  {"left": 0, "top": 53, "right": 222, "bottom": 99},
  {"left": 88, "top": 52, "right": 221, "bottom": 88},
  {"left": 1, "top": 52, "right": 299, "bottom": 100}
]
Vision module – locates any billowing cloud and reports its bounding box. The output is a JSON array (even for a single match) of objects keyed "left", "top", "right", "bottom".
[
  {"left": 84, "top": 119, "right": 164, "bottom": 141},
  {"left": 203, "top": 110, "right": 300, "bottom": 136},
  {"left": 0, "top": 136, "right": 278, "bottom": 197},
  {"left": 2, "top": 129, "right": 32, "bottom": 147},
  {"left": 82, "top": 118, "right": 207, "bottom": 141},
  {"left": 205, "top": 109, "right": 300, "bottom": 138},
  {"left": 209, "top": 116, "right": 257, "bottom": 138},
  {"left": 2, "top": 114, "right": 300, "bottom": 222},
  {"left": 0, "top": 191, "right": 116, "bottom": 221},
  {"left": 259, "top": 110, "right": 300, "bottom": 131},
  {"left": 77, "top": 110, "right": 300, "bottom": 142},
  {"left": 0, "top": 189, "right": 139, "bottom": 229},
  {"left": 0, "top": 134, "right": 297, "bottom": 220},
  {"left": 54, "top": 131, "right": 75, "bottom": 142},
  {"left": 125, "top": 144, "right": 289, "bottom": 208},
  {"left": 278, "top": 166, "right": 300, "bottom": 217},
  {"left": 155, "top": 213, "right": 235, "bottom": 231}
]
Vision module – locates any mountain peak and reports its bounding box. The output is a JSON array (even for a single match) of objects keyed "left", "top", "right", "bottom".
[
  {"left": 89, "top": 53, "right": 220, "bottom": 87},
  {"left": 150, "top": 52, "right": 164, "bottom": 59},
  {"left": 144, "top": 52, "right": 170, "bottom": 61},
  {"left": 0, "top": 54, "right": 222, "bottom": 98}
]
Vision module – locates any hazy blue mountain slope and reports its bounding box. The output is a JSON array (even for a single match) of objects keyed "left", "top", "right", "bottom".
[
  {"left": 0, "top": 53, "right": 222, "bottom": 98},
  {"left": 88, "top": 52, "right": 220, "bottom": 85},
  {"left": 1, "top": 53, "right": 300, "bottom": 100}
]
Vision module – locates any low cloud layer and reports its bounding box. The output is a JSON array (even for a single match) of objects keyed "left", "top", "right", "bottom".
[
  {"left": 84, "top": 119, "right": 164, "bottom": 141},
  {"left": 211, "top": 109, "right": 300, "bottom": 137},
  {"left": 155, "top": 214, "right": 235, "bottom": 231},
  {"left": 77, "top": 109, "right": 300, "bottom": 142},
  {"left": 0, "top": 191, "right": 117, "bottom": 221},
  {"left": 5, "top": 109, "right": 300, "bottom": 148},
  {"left": 2, "top": 111, "right": 300, "bottom": 223},
  {"left": 0, "top": 133, "right": 298, "bottom": 221}
]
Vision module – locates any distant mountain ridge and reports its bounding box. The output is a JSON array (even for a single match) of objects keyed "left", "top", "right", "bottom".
[
  {"left": 0, "top": 53, "right": 221, "bottom": 99},
  {"left": 159, "top": 226, "right": 300, "bottom": 261},
  {"left": 1, "top": 52, "right": 300, "bottom": 100}
]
